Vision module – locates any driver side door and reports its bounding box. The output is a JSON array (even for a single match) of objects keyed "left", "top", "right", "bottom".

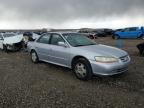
[{"left": 49, "top": 33, "right": 70, "bottom": 67}]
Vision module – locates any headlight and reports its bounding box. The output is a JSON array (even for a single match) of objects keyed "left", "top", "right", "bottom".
[{"left": 95, "top": 56, "right": 118, "bottom": 63}]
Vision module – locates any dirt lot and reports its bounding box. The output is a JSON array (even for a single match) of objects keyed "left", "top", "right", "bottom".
[{"left": 0, "top": 37, "right": 144, "bottom": 108}]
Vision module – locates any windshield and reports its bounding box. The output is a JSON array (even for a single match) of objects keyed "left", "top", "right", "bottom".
[
  {"left": 63, "top": 33, "right": 96, "bottom": 47},
  {"left": 3, "top": 33, "right": 15, "bottom": 37}
]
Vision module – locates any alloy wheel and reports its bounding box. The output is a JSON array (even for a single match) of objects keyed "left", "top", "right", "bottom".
[{"left": 75, "top": 63, "right": 87, "bottom": 78}]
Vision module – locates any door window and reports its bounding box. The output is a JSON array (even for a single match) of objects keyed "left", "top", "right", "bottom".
[
  {"left": 129, "top": 27, "right": 137, "bottom": 31},
  {"left": 37, "top": 34, "right": 50, "bottom": 44},
  {"left": 50, "top": 34, "right": 65, "bottom": 45},
  {"left": 124, "top": 28, "right": 129, "bottom": 32}
]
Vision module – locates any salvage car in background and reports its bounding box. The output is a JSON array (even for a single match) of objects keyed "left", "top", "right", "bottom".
[
  {"left": 27, "top": 32, "right": 130, "bottom": 80},
  {"left": 0, "top": 33, "right": 23, "bottom": 52},
  {"left": 23, "top": 32, "right": 41, "bottom": 41}
]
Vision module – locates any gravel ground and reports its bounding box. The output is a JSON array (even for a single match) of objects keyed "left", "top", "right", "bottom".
[{"left": 0, "top": 37, "right": 144, "bottom": 108}]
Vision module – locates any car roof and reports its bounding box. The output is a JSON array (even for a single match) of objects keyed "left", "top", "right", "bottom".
[{"left": 42, "top": 32, "right": 91, "bottom": 37}]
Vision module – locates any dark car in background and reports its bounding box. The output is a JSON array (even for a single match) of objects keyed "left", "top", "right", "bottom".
[
  {"left": 78, "top": 28, "right": 113, "bottom": 37},
  {"left": 77, "top": 31, "right": 97, "bottom": 39}
]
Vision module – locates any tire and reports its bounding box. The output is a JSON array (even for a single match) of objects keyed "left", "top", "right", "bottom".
[
  {"left": 72, "top": 58, "right": 92, "bottom": 80},
  {"left": 112, "top": 35, "right": 115, "bottom": 39},
  {"left": 114, "top": 35, "right": 119, "bottom": 40},
  {"left": 140, "top": 35, "right": 144, "bottom": 39},
  {"left": 31, "top": 50, "right": 39, "bottom": 63},
  {"left": 3, "top": 44, "right": 8, "bottom": 53}
]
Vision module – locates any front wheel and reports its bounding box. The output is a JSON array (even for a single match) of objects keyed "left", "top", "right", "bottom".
[
  {"left": 112, "top": 35, "right": 120, "bottom": 40},
  {"left": 113, "top": 35, "right": 119, "bottom": 40},
  {"left": 31, "top": 50, "right": 39, "bottom": 63},
  {"left": 140, "top": 35, "right": 144, "bottom": 39},
  {"left": 72, "top": 58, "right": 92, "bottom": 80}
]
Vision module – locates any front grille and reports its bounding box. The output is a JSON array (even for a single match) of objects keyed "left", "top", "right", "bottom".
[
  {"left": 112, "top": 67, "right": 128, "bottom": 74},
  {"left": 117, "top": 67, "right": 128, "bottom": 72},
  {"left": 120, "top": 55, "right": 129, "bottom": 62}
]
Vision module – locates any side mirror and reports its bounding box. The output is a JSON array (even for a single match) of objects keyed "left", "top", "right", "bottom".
[{"left": 58, "top": 42, "right": 68, "bottom": 47}]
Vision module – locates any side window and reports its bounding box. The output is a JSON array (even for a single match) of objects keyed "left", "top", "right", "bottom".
[
  {"left": 50, "top": 34, "right": 65, "bottom": 45},
  {"left": 129, "top": 27, "right": 136, "bottom": 31},
  {"left": 121, "top": 29, "right": 125, "bottom": 32},
  {"left": 124, "top": 28, "right": 129, "bottom": 32},
  {"left": 37, "top": 34, "right": 50, "bottom": 44}
]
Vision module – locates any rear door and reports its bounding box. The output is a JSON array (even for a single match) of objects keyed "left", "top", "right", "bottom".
[
  {"left": 117, "top": 29, "right": 128, "bottom": 38},
  {"left": 121, "top": 28, "right": 130, "bottom": 38},
  {"left": 35, "top": 33, "right": 51, "bottom": 61}
]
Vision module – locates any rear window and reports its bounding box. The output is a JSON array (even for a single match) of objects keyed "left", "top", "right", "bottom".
[{"left": 129, "top": 27, "right": 137, "bottom": 31}]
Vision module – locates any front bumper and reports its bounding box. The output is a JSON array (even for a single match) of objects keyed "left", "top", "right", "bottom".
[
  {"left": 6, "top": 42, "right": 23, "bottom": 51},
  {"left": 89, "top": 56, "right": 130, "bottom": 76}
]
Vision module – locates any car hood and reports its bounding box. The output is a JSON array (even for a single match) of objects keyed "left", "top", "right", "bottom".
[
  {"left": 3, "top": 34, "right": 23, "bottom": 44},
  {"left": 76, "top": 44, "right": 128, "bottom": 58}
]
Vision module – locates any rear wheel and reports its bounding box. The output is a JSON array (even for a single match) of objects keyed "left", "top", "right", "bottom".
[
  {"left": 72, "top": 58, "right": 92, "bottom": 80},
  {"left": 3, "top": 44, "right": 8, "bottom": 52},
  {"left": 31, "top": 50, "right": 39, "bottom": 63}
]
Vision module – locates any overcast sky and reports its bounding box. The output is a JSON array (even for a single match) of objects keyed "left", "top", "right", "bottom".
[{"left": 0, "top": 0, "right": 144, "bottom": 29}]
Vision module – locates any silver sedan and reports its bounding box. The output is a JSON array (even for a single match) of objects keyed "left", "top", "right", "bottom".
[{"left": 27, "top": 33, "right": 130, "bottom": 80}]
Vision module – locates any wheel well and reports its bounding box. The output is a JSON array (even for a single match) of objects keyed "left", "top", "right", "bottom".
[
  {"left": 115, "top": 34, "right": 119, "bottom": 37},
  {"left": 114, "top": 34, "right": 120, "bottom": 39},
  {"left": 71, "top": 56, "right": 89, "bottom": 67}
]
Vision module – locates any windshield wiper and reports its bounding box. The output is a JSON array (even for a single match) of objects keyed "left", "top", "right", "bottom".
[
  {"left": 86, "top": 43, "right": 96, "bottom": 46},
  {"left": 74, "top": 44, "right": 96, "bottom": 47},
  {"left": 74, "top": 45, "right": 86, "bottom": 47}
]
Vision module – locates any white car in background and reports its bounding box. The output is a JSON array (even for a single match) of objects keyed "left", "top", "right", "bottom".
[{"left": 0, "top": 33, "right": 23, "bottom": 52}]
